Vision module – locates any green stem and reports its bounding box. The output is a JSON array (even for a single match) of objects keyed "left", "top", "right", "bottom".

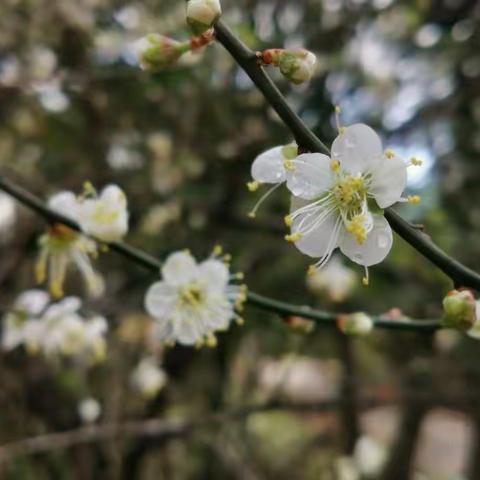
[
  {"left": 0, "top": 175, "right": 440, "bottom": 332},
  {"left": 214, "top": 20, "right": 480, "bottom": 291}
]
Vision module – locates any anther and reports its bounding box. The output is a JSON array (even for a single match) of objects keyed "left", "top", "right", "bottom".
[
  {"left": 247, "top": 181, "right": 259, "bottom": 192},
  {"left": 385, "top": 149, "right": 395, "bottom": 159},
  {"left": 283, "top": 159, "right": 295, "bottom": 172},
  {"left": 330, "top": 159, "right": 340, "bottom": 172},
  {"left": 407, "top": 195, "right": 421, "bottom": 204},
  {"left": 284, "top": 215, "right": 293, "bottom": 227}
]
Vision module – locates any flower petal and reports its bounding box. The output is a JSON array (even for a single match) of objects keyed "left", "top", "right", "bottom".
[
  {"left": 339, "top": 214, "right": 392, "bottom": 266},
  {"left": 161, "top": 251, "right": 197, "bottom": 286},
  {"left": 173, "top": 313, "right": 204, "bottom": 345},
  {"left": 197, "top": 259, "right": 229, "bottom": 291},
  {"left": 286, "top": 153, "right": 333, "bottom": 200},
  {"left": 369, "top": 156, "right": 407, "bottom": 208},
  {"left": 15, "top": 290, "right": 50, "bottom": 316},
  {"left": 144, "top": 281, "right": 177, "bottom": 318},
  {"left": 290, "top": 196, "right": 341, "bottom": 257},
  {"left": 251, "top": 146, "right": 286, "bottom": 183},
  {"left": 331, "top": 124, "right": 383, "bottom": 174}
]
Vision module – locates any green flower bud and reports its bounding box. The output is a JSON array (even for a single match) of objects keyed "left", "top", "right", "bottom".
[
  {"left": 133, "top": 34, "right": 190, "bottom": 72},
  {"left": 442, "top": 289, "right": 477, "bottom": 330},
  {"left": 278, "top": 49, "right": 317, "bottom": 85},
  {"left": 186, "top": 0, "right": 221, "bottom": 35},
  {"left": 337, "top": 312, "right": 373, "bottom": 336}
]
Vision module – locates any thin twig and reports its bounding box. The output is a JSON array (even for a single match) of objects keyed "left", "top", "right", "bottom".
[{"left": 0, "top": 175, "right": 440, "bottom": 331}]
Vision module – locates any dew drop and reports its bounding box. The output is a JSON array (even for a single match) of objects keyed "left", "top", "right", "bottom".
[
  {"left": 377, "top": 232, "right": 389, "bottom": 249},
  {"left": 353, "top": 252, "right": 364, "bottom": 262}
]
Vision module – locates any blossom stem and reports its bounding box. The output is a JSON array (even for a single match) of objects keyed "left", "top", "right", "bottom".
[
  {"left": 0, "top": 175, "right": 440, "bottom": 332},
  {"left": 213, "top": 20, "right": 480, "bottom": 291}
]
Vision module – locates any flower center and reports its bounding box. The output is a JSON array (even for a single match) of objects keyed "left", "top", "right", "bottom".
[
  {"left": 332, "top": 175, "right": 366, "bottom": 211},
  {"left": 178, "top": 284, "right": 205, "bottom": 308}
]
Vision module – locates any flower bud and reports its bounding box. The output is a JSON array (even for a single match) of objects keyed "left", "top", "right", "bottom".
[
  {"left": 186, "top": 0, "right": 222, "bottom": 35},
  {"left": 337, "top": 312, "right": 373, "bottom": 336},
  {"left": 442, "top": 289, "right": 477, "bottom": 330},
  {"left": 285, "top": 315, "right": 315, "bottom": 334},
  {"left": 133, "top": 34, "right": 190, "bottom": 71},
  {"left": 278, "top": 49, "right": 316, "bottom": 85}
]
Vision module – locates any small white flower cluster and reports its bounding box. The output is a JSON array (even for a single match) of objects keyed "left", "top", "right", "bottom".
[
  {"left": 144, "top": 248, "right": 247, "bottom": 347},
  {"left": 131, "top": 357, "right": 168, "bottom": 399},
  {"left": 248, "top": 121, "right": 422, "bottom": 283},
  {"left": 37, "top": 184, "right": 128, "bottom": 298},
  {"left": 2, "top": 290, "right": 108, "bottom": 364}
]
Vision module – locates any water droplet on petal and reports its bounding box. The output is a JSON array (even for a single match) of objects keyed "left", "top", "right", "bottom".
[
  {"left": 353, "top": 252, "right": 364, "bottom": 262},
  {"left": 377, "top": 232, "right": 389, "bottom": 249}
]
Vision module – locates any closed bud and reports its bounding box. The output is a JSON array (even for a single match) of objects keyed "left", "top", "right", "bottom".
[
  {"left": 285, "top": 315, "right": 315, "bottom": 334},
  {"left": 186, "top": 0, "right": 222, "bottom": 35},
  {"left": 278, "top": 49, "right": 317, "bottom": 85},
  {"left": 133, "top": 34, "right": 190, "bottom": 72},
  {"left": 337, "top": 312, "right": 373, "bottom": 336},
  {"left": 442, "top": 289, "right": 477, "bottom": 330}
]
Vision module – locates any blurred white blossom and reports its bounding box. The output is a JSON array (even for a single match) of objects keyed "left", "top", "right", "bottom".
[
  {"left": 306, "top": 255, "right": 356, "bottom": 302},
  {"left": 2, "top": 291, "right": 108, "bottom": 364},
  {"left": 145, "top": 249, "right": 246, "bottom": 347},
  {"left": 131, "top": 357, "right": 167, "bottom": 399},
  {"left": 78, "top": 398, "right": 102, "bottom": 424}
]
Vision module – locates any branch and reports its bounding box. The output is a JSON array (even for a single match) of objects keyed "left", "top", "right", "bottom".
[
  {"left": 213, "top": 20, "right": 480, "bottom": 291},
  {"left": 0, "top": 398, "right": 371, "bottom": 464},
  {"left": 0, "top": 175, "right": 440, "bottom": 332}
]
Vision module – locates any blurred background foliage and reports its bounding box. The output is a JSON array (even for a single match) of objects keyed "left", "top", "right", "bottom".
[{"left": 0, "top": 0, "right": 480, "bottom": 478}]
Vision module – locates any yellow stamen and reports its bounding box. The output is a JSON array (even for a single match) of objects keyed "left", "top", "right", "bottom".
[
  {"left": 346, "top": 215, "right": 367, "bottom": 244},
  {"left": 248, "top": 211, "right": 256, "bottom": 218},
  {"left": 284, "top": 215, "right": 293, "bottom": 227},
  {"left": 235, "top": 272, "right": 244, "bottom": 280},
  {"left": 283, "top": 159, "right": 295, "bottom": 172},
  {"left": 385, "top": 149, "right": 395, "bottom": 159},
  {"left": 213, "top": 245, "right": 223, "bottom": 256},
  {"left": 362, "top": 276, "right": 369, "bottom": 286},
  {"left": 205, "top": 334, "right": 217, "bottom": 348},
  {"left": 339, "top": 126, "right": 346, "bottom": 134},
  {"left": 330, "top": 159, "right": 340, "bottom": 172},
  {"left": 307, "top": 265, "right": 317, "bottom": 276},
  {"left": 247, "top": 181, "right": 259, "bottom": 192},
  {"left": 236, "top": 317, "right": 245, "bottom": 326},
  {"left": 285, "top": 232, "right": 303, "bottom": 243},
  {"left": 407, "top": 195, "right": 421, "bottom": 205},
  {"left": 335, "top": 105, "right": 341, "bottom": 114},
  {"left": 410, "top": 157, "right": 423, "bottom": 166}
]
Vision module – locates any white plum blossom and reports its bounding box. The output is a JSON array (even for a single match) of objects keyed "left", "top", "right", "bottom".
[
  {"left": 131, "top": 357, "right": 167, "bottom": 399},
  {"left": 38, "top": 184, "right": 128, "bottom": 298},
  {"left": 306, "top": 255, "right": 356, "bottom": 302},
  {"left": 1, "top": 289, "right": 49, "bottom": 352},
  {"left": 144, "top": 248, "right": 247, "bottom": 347},
  {"left": 78, "top": 398, "right": 102, "bottom": 424},
  {"left": 248, "top": 143, "right": 298, "bottom": 218},
  {"left": 186, "top": 0, "right": 222, "bottom": 35},
  {"left": 78, "top": 184, "right": 129, "bottom": 242},
  {"left": 283, "top": 124, "right": 419, "bottom": 282},
  {"left": 41, "top": 297, "right": 108, "bottom": 363},
  {"left": 37, "top": 191, "right": 104, "bottom": 298},
  {"left": 1, "top": 291, "right": 108, "bottom": 364}
]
